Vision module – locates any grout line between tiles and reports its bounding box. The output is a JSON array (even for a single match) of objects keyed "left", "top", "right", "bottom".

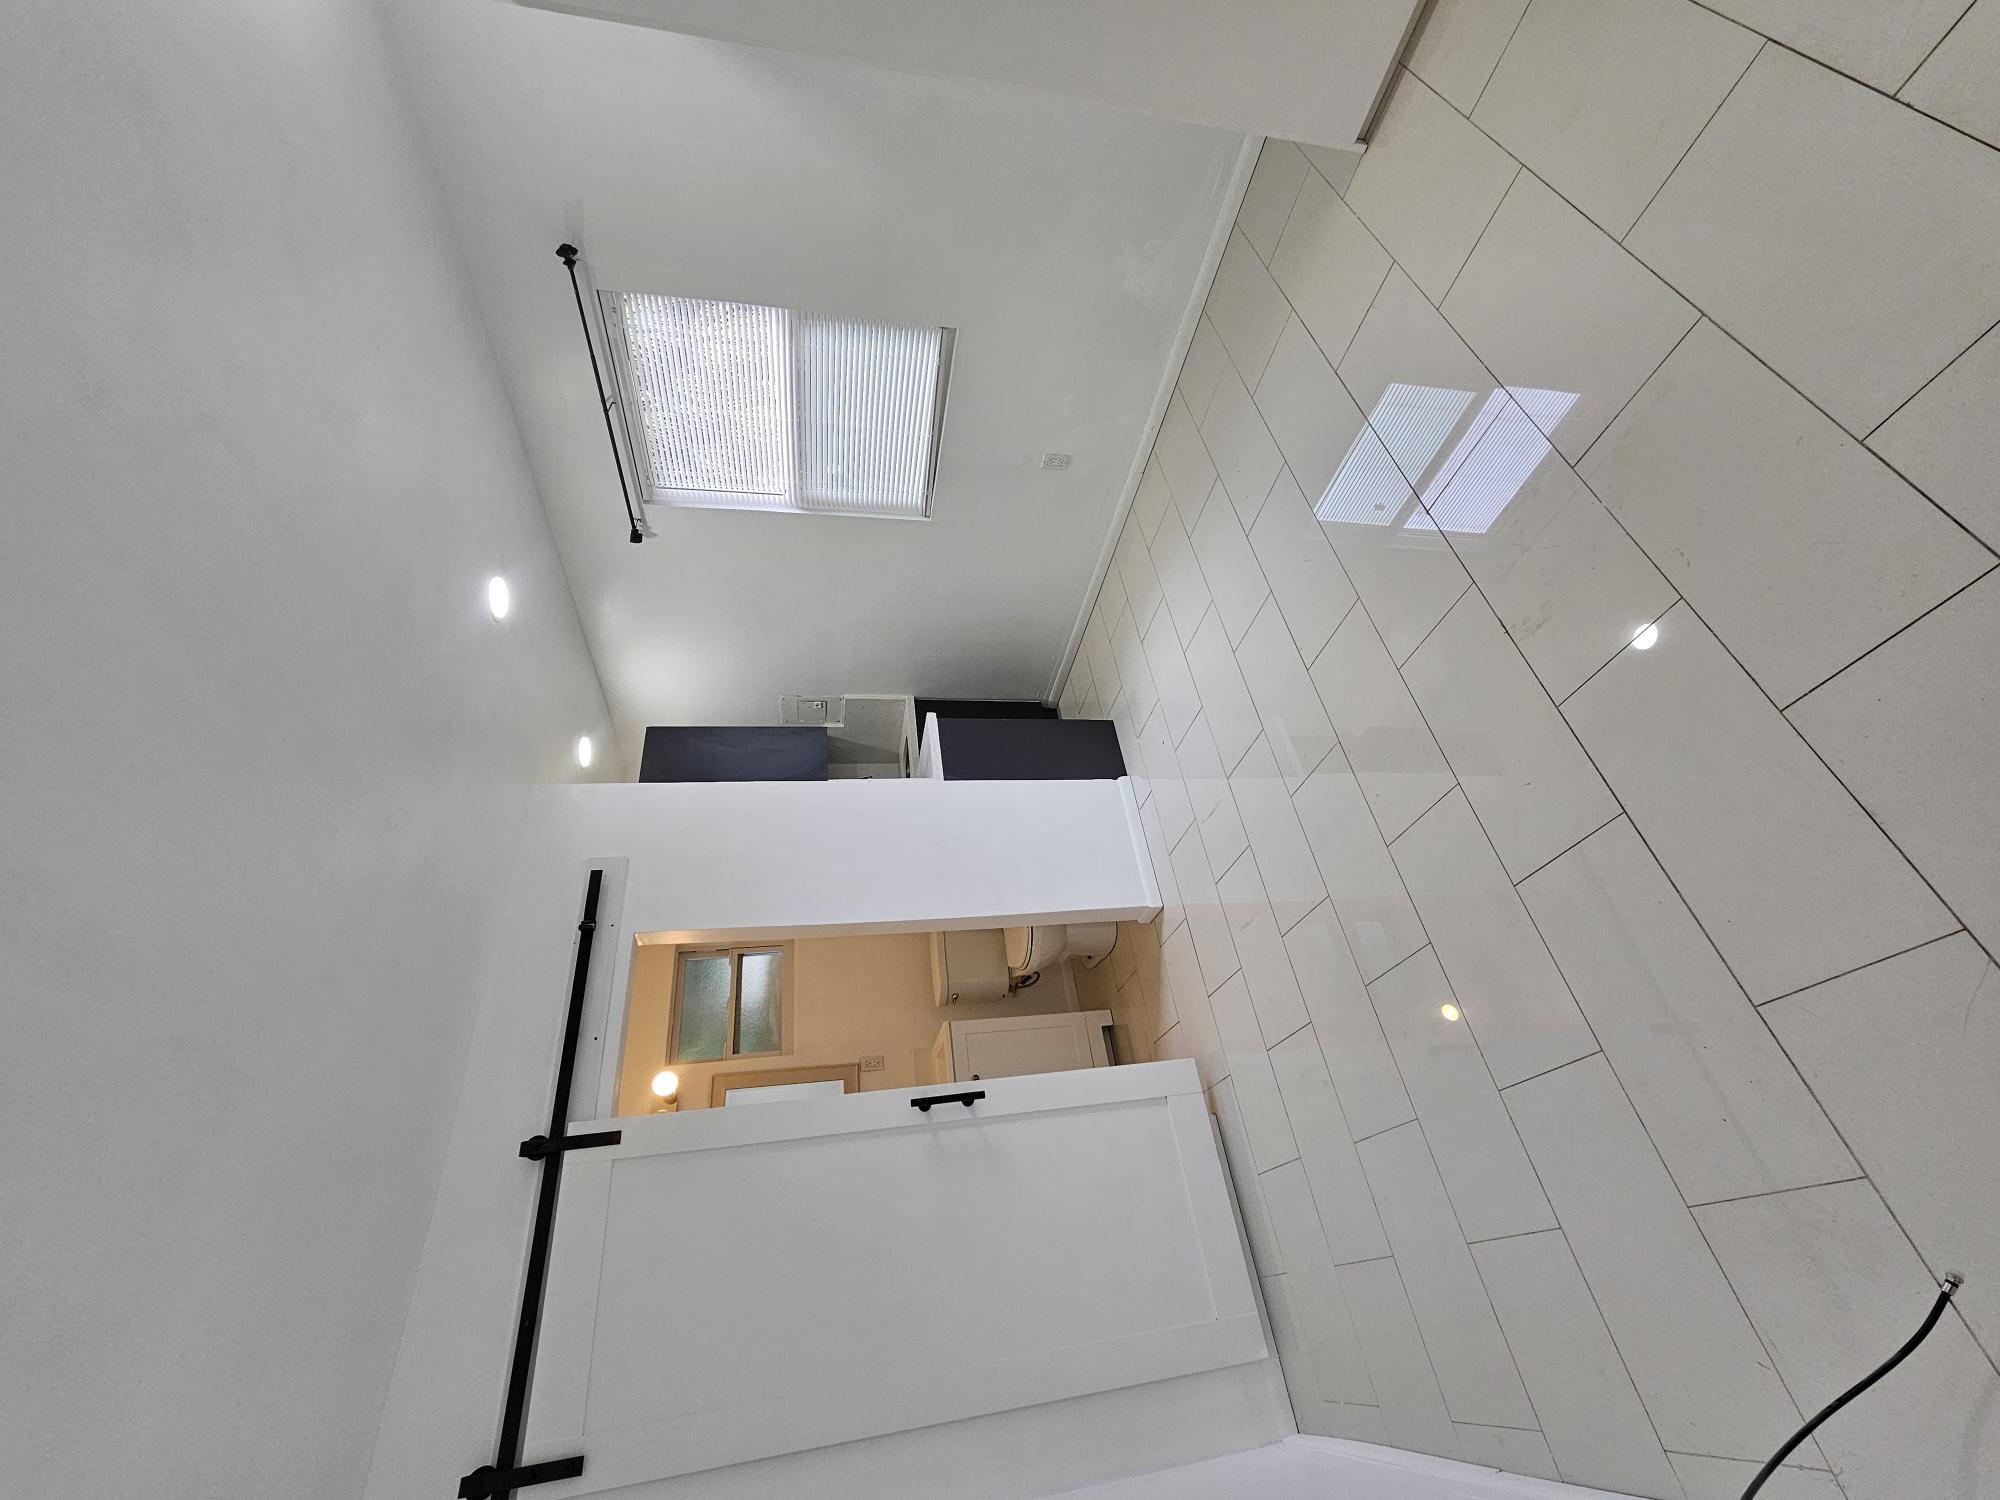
[
  {"left": 1493, "top": 1050, "right": 1602, "bottom": 1094},
  {"left": 1468, "top": 1, "right": 1534, "bottom": 119},
  {"left": 1441, "top": 164, "right": 1523, "bottom": 306},
  {"left": 1863, "top": 311, "right": 2000, "bottom": 444},
  {"left": 1509, "top": 811, "right": 1623, "bottom": 890},
  {"left": 1895, "top": 0, "right": 1981, "bottom": 94},
  {"left": 1673, "top": 0, "right": 2000, "bottom": 155},
  {"left": 1754, "top": 928, "right": 1969, "bottom": 1008},
  {"left": 1622, "top": 40, "right": 1765, "bottom": 247},
  {"left": 1780, "top": 562, "right": 2000, "bottom": 711},
  {"left": 1682, "top": 1176, "right": 1868, "bottom": 1211}
]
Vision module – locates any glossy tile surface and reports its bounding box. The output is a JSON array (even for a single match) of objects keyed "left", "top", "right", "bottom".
[
  {"left": 1868, "top": 321, "right": 2000, "bottom": 550},
  {"left": 1268, "top": 171, "right": 1391, "bottom": 371},
  {"left": 1564, "top": 603, "right": 1954, "bottom": 1000},
  {"left": 1764, "top": 934, "right": 2000, "bottom": 1349},
  {"left": 1581, "top": 321, "right": 1991, "bottom": 705},
  {"left": 1403, "top": 591, "right": 1619, "bottom": 881},
  {"left": 1788, "top": 576, "right": 2000, "bottom": 962},
  {"left": 1406, "top": 0, "right": 1531, "bottom": 114},
  {"left": 1628, "top": 46, "right": 2000, "bottom": 434},
  {"left": 1475, "top": 0, "right": 1761, "bottom": 238},
  {"left": 1472, "top": 1231, "right": 1684, "bottom": 1498},
  {"left": 1062, "top": 33, "right": 2000, "bottom": 1482},
  {"left": 1290, "top": 749, "right": 1430, "bottom": 984},
  {"left": 1504, "top": 1055, "right": 1804, "bottom": 1457},
  {"left": 1369, "top": 949, "right": 1556, "bottom": 1243},
  {"left": 1345, "top": 71, "right": 1519, "bottom": 302},
  {"left": 1695, "top": 1180, "right": 2000, "bottom": 1499},
  {"left": 1390, "top": 789, "right": 1597, "bottom": 1088},
  {"left": 1358, "top": 1122, "right": 1536, "bottom": 1428},
  {"left": 1521, "top": 817, "right": 1857, "bottom": 1204},
  {"left": 1901, "top": 0, "right": 2000, "bottom": 149},
  {"left": 1309, "top": 606, "right": 1456, "bottom": 842},
  {"left": 1442, "top": 170, "right": 1697, "bottom": 464},
  {"left": 1247, "top": 466, "right": 1356, "bottom": 665}
]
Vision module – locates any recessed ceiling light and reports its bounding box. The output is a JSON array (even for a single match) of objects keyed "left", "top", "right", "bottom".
[
  {"left": 1440, "top": 1003, "right": 1461, "bottom": 1022},
  {"left": 486, "top": 575, "right": 512, "bottom": 621},
  {"left": 1631, "top": 622, "right": 1660, "bottom": 651},
  {"left": 576, "top": 735, "right": 594, "bottom": 769}
]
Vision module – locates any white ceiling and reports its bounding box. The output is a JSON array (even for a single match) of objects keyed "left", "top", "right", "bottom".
[{"left": 382, "top": 0, "right": 1250, "bottom": 755}]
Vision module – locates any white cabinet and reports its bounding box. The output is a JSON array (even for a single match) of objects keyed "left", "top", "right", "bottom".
[{"left": 933, "top": 1009, "right": 1114, "bottom": 1082}]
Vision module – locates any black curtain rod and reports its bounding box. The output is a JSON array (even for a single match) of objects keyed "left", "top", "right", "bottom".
[{"left": 557, "top": 244, "right": 644, "bottom": 544}]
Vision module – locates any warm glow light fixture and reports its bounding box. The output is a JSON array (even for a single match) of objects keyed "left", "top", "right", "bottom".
[
  {"left": 1440, "top": 1003, "right": 1461, "bottom": 1022},
  {"left": 650, "top": 1069, "right": 680, "bottom": 1100},
  {"left": 576, "top": 735, "right": 594, "bottom": 769},
  {"left": 486, "top": 575, "right": 512, "bottom": 621}
]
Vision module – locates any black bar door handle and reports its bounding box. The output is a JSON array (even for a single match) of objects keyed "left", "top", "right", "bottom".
[{"left": 910, "top": 1089, "right": 986, "bottom": 1113}]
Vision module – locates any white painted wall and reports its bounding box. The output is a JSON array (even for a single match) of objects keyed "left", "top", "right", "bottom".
[
  {"left": 377, "top": 0, "right": 1251, "bottom": 755},
  {"left": 0, "top": 3, "right": 614, "bottom": 1498},
  {"left": 524, "top": 0, "right": 1424, "bottom": 148},
  {"left": 365, "top": 776, "right": 1300, "bottom": 1498}
]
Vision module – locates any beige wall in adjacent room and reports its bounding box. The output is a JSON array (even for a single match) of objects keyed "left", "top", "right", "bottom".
[{"left": 617, "top": 932, "right": 1072, "bottom": 1113}]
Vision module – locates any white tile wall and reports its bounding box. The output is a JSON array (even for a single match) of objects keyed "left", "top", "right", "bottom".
[{"left": 1059, "top": 19, "right": 2000, "bottom": 1480}]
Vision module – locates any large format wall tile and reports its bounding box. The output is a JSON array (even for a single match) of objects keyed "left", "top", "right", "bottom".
[
  {"left": 1504, "top": 1056, "right": 1804, "bottom": 1458},
  {"left": 1153, "top": 393, "right": 1217, "bottom": 533},
  {"left": 1369, "top": 949, "right": 1556, "bottom": 1243},
  {"left": 1269, "top": 170, "right": 1392, "bottom": 371},
  {"left": 1235, "top": 600, "right": 1338, "bottom": 786},
  {"left": 1338, "top": 268, "right": 1500, "bottom": 495},
  {"left": 1437, "top": 409, "right": 1677, "bottom": 703},
  {"left": 1391, "top": 790, "right": 1597, "bottom": 1088},
  {"left": 1696, "top": 1180, "right": 2000, "bottom": 1499},
  {"left": 1563, "top": 603, "right": 1954, "bottom": 1001},
  {"left": 1150, "top": 494, "right": 1215, "bottom": 647},
  {"left": 1191, "top": 479, "right": 1272, "bottom": 648},
  {"left": 1201, "top": 360, "right": 1285, "bottom": 530},
  {"left": 1521, "top": 817, "right": 1857, "bottom": 1205},
  {"left": 1472, "top": 1230, "right": 1684, "bottom": 1498},
  {"left": 1184, "top": 610, "right": 1261, "bottom": 770},
  {"left": 1701, "top": 0, "right": 1972, "bottom": 92},
  {"left": 1255, "top": 317, "right": 1370, "bottom": 504},
  {"left": 1442, "top": 170, "right": 1697, "bottom": 464},
  {"left": 1236, "top": 138, "right": 1309, "bottom": 266},
  {"left": 1344, "top": 71, "right": 1519, "bottom": 303},
  {"left": 1248, "top": 466, "right": 1356, "bottom": 666},
  {"left": 1231, "top": 737, "right": 1328, "bottom": 932},
  {"left": 1270, "top": 1026, "right": 1389, "bottom": 1265},
  {"left": 1310, "top": 606, "right": 1456, "bottom": 842},
  {"left": 1358, "top": 1122, "right": 1537, "bottom": 1429},
  {"left": 1869, "top": 322, "right": 2000, "bottom": 551},
  {"left": 1339, "top": 1257, "right": 1462, "bottom": 1462},
  {"left": 1791, "top": 558, "right": 2000, "bottom": 963},
  {"left": 1212, "top": 970, "right": 1298, "bottom": 1172},
  {"left": 1291, "top": 749, "right": 1430, "bottom": 984},
  {"left": 1475, "top": 0, "right": 1760, "bottom": 238},
  {"left": 1764, "top": 934, "right": 2000, "bottom": 1349},
  {"left": 1260, "top": 1160, "right": 1375, "bottom": 1405},
  {"left": 1174, "top": 319, "right": 1228, "bottom": 429},
  {"left": 1405, "top": 0, "right": 1531, "bottom": 115},
  {"left": 1901, "top": 0, "right": 2000, "bottom": 149},
  {"left": 1282, "top": 902, "right": 1414, "bottom": 1140},
  {"left": 1579, "top": 320, "right": 1990, "bottom": 707},
  {"left": 1217, "top": 852, "right": 1310, "bottom": 1046},
  {"left": 1628, "top": 47, "right": 2000, "bottom": 435},
  {"left": 1206, "top": 227, "right": 1291, "bottom": 386},
  {"left": 1403, "top": 591, "right": 1620, "bottom": 881}
]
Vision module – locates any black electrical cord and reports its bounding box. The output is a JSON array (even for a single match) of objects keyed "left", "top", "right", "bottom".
[
  {"left": 556, "top": 243, "right": 645, "bottom": 545},
  {"left": 1739, "top": 1271, "right": 1964, "bottom": 1499}
]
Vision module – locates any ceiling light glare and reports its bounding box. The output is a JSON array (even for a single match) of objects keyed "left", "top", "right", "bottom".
[
  {"left": 576, "top": 735, "right": 594, "bottom": 769},
  {"left": 1631, "top": 622, "right": 1660, "bottom": 651},
  {"left": 486, "top": 575, "right": 512, "bottom": 621},
  {"left": 1440, "top": 1003, "right": 1461, "bottom": 1022}
]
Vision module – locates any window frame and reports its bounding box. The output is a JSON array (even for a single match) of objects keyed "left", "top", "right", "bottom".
[
  {"left": 595, "top": 288, "right": 954, "bottom": 521},
  {"left": 668, "top": 944, "right": 789, "bottom": 1065}
]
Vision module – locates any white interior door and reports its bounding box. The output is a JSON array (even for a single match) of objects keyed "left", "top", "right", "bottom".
[{"left": 521, "top": 1060, "right": 1263, "bottom": 1494}]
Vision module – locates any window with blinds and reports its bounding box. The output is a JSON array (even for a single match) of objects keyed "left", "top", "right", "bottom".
[{"left": 599, "top": 290, "right": 953, "bottom": 520}]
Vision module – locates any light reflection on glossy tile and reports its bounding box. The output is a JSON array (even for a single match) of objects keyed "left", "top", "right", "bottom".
[
  {"left": 1255, "top": 317, "right": 1369, "bottom": 504},
  {"left": 1564, "top": 603, "right": 1954, "bottom": 1001},
  {"left": 1339, "top": 268, "right": 1499, "bottom": 494}
]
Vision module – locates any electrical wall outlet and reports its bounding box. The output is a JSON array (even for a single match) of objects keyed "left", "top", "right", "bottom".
[{"left": 859, "top": 1054, "right": 885, "bottom": 1073}]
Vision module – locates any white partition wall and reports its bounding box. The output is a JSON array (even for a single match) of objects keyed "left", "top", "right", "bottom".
[
  {"left": 365, "top": 776, "right": 1294, "bottom": 1500},
  {"left": 525, "top": 1063, "right": 1263, "bottom": 1493}
]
